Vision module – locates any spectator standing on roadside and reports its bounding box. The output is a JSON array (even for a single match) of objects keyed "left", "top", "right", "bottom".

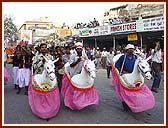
[
  {"left": 151, "top": 41, "right": 162, "bottom": 93},
  {"left": 106, "top": 48, "right": 115, "bottom": 78}
]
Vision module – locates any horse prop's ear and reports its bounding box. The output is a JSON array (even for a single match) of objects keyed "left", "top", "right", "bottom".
[
  {"left": 53, "top": 58, "right": 59, "bottom": 64},
  {"left": 146, "top": 55, "right": 151, "bottom": 62}
]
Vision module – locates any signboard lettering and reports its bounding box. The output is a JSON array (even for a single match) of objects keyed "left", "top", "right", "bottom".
[
  {"left": 136, "top": 16, "right": 164, "bottom": 32},
  {"left": 110, "top": 22, "right": 136, "bottom": 33}
]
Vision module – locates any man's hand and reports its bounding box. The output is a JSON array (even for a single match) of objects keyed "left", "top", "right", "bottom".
[
  {"left": 42, "top": 58, "right": 46, "bottom": 64},
  {"left": 155, "top": 42, "right": 160, "bottom": 51},
  {"left": 77, "top": 57, "right": 81, "bottom": 62}
]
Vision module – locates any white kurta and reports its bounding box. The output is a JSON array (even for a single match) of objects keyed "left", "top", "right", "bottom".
[
  {"left": 18, "top": 68, "right": 30, "bottom": 88},
  {"left": 13, "top": 67, "right": 19, "bottom": 85},
  {"left": 69, "top": 50, "right": 87, "bottom": 77}
]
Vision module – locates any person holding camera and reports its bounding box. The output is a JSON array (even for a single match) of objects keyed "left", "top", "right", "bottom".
[{"left": 151, "top": 41, "right": 162, "bottom": 93}]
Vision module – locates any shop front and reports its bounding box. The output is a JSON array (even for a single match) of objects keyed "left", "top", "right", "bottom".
[{"left": 72, "top": 16, "right": 164, "bottom": 52}]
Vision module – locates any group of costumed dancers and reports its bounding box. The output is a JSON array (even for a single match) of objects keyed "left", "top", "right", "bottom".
[{"left": 4, "top": 42, "right": 155, "bottom": 120}]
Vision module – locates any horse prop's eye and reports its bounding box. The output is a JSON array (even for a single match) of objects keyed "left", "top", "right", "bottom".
[
  {"left": 142, "top": 66, "right": 145, "bottom": 69},
  {"left": 47, "top": 67, "right": 49, "bottom": 69}
]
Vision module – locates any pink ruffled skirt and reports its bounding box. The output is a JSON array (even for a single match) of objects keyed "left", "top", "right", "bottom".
[
  {"left": 4, "top": 67, "right": 10, "bottom": 85},
  {"left": 28, "top": 74, "right": 60, "bottom": 119},
  {"left": 111, "top": 64, "right": 155, "bottom": 113},
  {"left": 61, "top": 73, "right": 99, "bottom": 110}
]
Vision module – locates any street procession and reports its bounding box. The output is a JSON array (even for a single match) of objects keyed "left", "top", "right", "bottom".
[{"left": 3, "top": 2, "right": 165, "bottom": 125}]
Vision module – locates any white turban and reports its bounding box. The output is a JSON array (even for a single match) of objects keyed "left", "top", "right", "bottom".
[
  {"left": 125, "top": 44, "right": 135, "bottom": 49},
  {"left": 75, "top": 42, "right": 83, "bottom": 49}
]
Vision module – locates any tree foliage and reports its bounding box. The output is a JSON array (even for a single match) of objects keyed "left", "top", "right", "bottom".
[{"left": 4, "top": 15, "right": 18, "bottom": 42}]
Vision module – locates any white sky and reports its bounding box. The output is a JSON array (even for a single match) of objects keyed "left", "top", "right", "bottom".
[{"left": 3, "top": 2, "right": 126, "bottom": 29}]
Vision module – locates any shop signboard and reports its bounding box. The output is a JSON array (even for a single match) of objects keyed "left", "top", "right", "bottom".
[
  {"left": 79, "top": 28, "right": 90, "bottom": 37},
  {"left": 35, "top": 29, "right": 53, "bottom": 37},
  {"left": 99, "top": 25, "right": 110, "bottom": 35},
  {"left": 128, "top": 33, "right": 138, "bottom": 41},
  {"left": 88, "top": 28, "right": 99, "bottom": 37},
  {"left": 94, "top": 28, "right": 99, "bottom": 36},
  {"left": 72, "top": 29, "right": 80, "bottom": 36},
  {"left": 110, "top": 22, "right": 136, "bottom": 34},
  {"left": 136, "top": 16, "right": 164, "bottom": 32},
  {"left": 57, "top": 29, "right": 72, "bottom": 38},
  {"left": 33, "top": 37, "right": 43, "bottom": 42},
  {"left": 21, "top": 30, "right": 32, "bottom": 44}
]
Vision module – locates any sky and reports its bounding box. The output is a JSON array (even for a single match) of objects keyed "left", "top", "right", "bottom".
[{"left": 3, "top": 2, "right": 127, "bottom": 29}]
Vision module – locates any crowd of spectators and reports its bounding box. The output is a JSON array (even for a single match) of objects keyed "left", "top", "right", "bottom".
[
  {"left": 73, "top": 16, "right": 131, "bottom": 29},
  {"left": 74, "top": 18, "right": 100, "bottom": 29},
  {"left": 108, "top": 17, "right": 130, "bottom": 25}
]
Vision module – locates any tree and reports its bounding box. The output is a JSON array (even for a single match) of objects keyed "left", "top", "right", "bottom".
[{"left": 4, "top": 15, "right": 18, "bottom": 43}]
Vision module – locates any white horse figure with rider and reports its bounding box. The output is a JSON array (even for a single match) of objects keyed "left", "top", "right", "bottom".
[
  {"left": 28, "top": 56, "right": 60, "bottom": 120},
  {"left": 70, "top": 59, "right": 96, "bottom": 88},
  {"left": 111, "top": 45, "right": 155, "bottom": 113},
  {"left": 61, "top": 42, "right": 99, "bottom": 110},
  {"left": 32, "top": 57, "right": 59, "bottom": 91}
]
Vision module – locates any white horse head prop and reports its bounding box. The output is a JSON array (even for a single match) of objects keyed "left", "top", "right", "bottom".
[
  {"left": 71, "top": 59, "right": 96, "bottom": 88},
  {"left": 43, "top": 56, "right": 59, "bottom": 81},
  {"left": 113, "top": 53, "right": 152, "bottom": 90},
  {"left": 32, "top": 56, "right": 59, "bottom": 92},
  {"left": 134, "top": 48, "right": 145, "bottom": 59},
  {"left": 83, "top": 59, "right": 96, "bottom": 78},
  {"left": 133, "top": 49, "right": 152, "bottom": 80},
  {"left": 137, "top": 56, "right": 152, "bottom": 80}
]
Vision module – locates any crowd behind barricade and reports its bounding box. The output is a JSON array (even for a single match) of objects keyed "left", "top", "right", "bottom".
[
  {"left": 74, "top": 18, "right": 100, "bottom": 29},
  {"left": 4, "top": 39, "right": 164, "bottom": 95},
  {"left": 108, "top": 17, "right": 130, "bottom": 25},
  {"left": 73, "top": 16, "right": 131, "bottom": 29}
]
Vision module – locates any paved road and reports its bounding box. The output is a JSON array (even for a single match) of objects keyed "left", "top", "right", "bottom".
[{"left": 3, "top": 64, "right": 165, "bottom": 125}]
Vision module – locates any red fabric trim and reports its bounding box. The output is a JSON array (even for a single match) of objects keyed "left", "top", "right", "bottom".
[
  {"left": 30, "top": 74, "right": 58, "bottom": 94},
  {"left": 31, "top": 84, "right": 58, "bottom": 94},
  {"left": 112, "top": 64, "right": 143, "bottom": 92}
]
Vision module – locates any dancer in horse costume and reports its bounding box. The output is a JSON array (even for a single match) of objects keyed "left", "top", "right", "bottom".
[
  {"left": 28, "top": 43, "right": 60, "bottom": 120},
  {"left": 4, "top": 67, "right": 10, "bottom": 85},
  {"left": 4, "top": 49, "right": 10, "bottom": 85},
  {"left": 112, "top": 44, "right": 155, "bottom": 112},
  {"left": 61, "top": 42, "right": 99, "bottom": 110}
]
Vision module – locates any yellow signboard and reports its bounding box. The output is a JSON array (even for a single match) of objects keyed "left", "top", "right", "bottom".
[
  {"left": 128, "top": 33, "right": 138, "bottom": 41},
  {"left": 57, "top": 29, "right": 72, "bottom": 38}
]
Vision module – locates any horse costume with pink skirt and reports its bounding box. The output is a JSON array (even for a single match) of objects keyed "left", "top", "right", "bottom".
[
  {"left": 28, "top": 57, "right": 60, "bottom": 119},
  {"left": 61, "top": 59, "right": 99, "bottom": 110},
  {"left": 4, "top": 67, "right": 10, "bottom": 85},
  {"left": 111, "top": 52, "right": 155, "bottom": 113}
]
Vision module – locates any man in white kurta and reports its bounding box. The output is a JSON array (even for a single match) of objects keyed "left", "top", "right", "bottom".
[
  {"left": 106, "top": 48, "right": 115, "bottom": 78},
  {"left": 69, "top": 42, "right": 88, "bottom": 78},
  {"left": 101, "top": 48, "right": 108, "bottom": 69}
]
